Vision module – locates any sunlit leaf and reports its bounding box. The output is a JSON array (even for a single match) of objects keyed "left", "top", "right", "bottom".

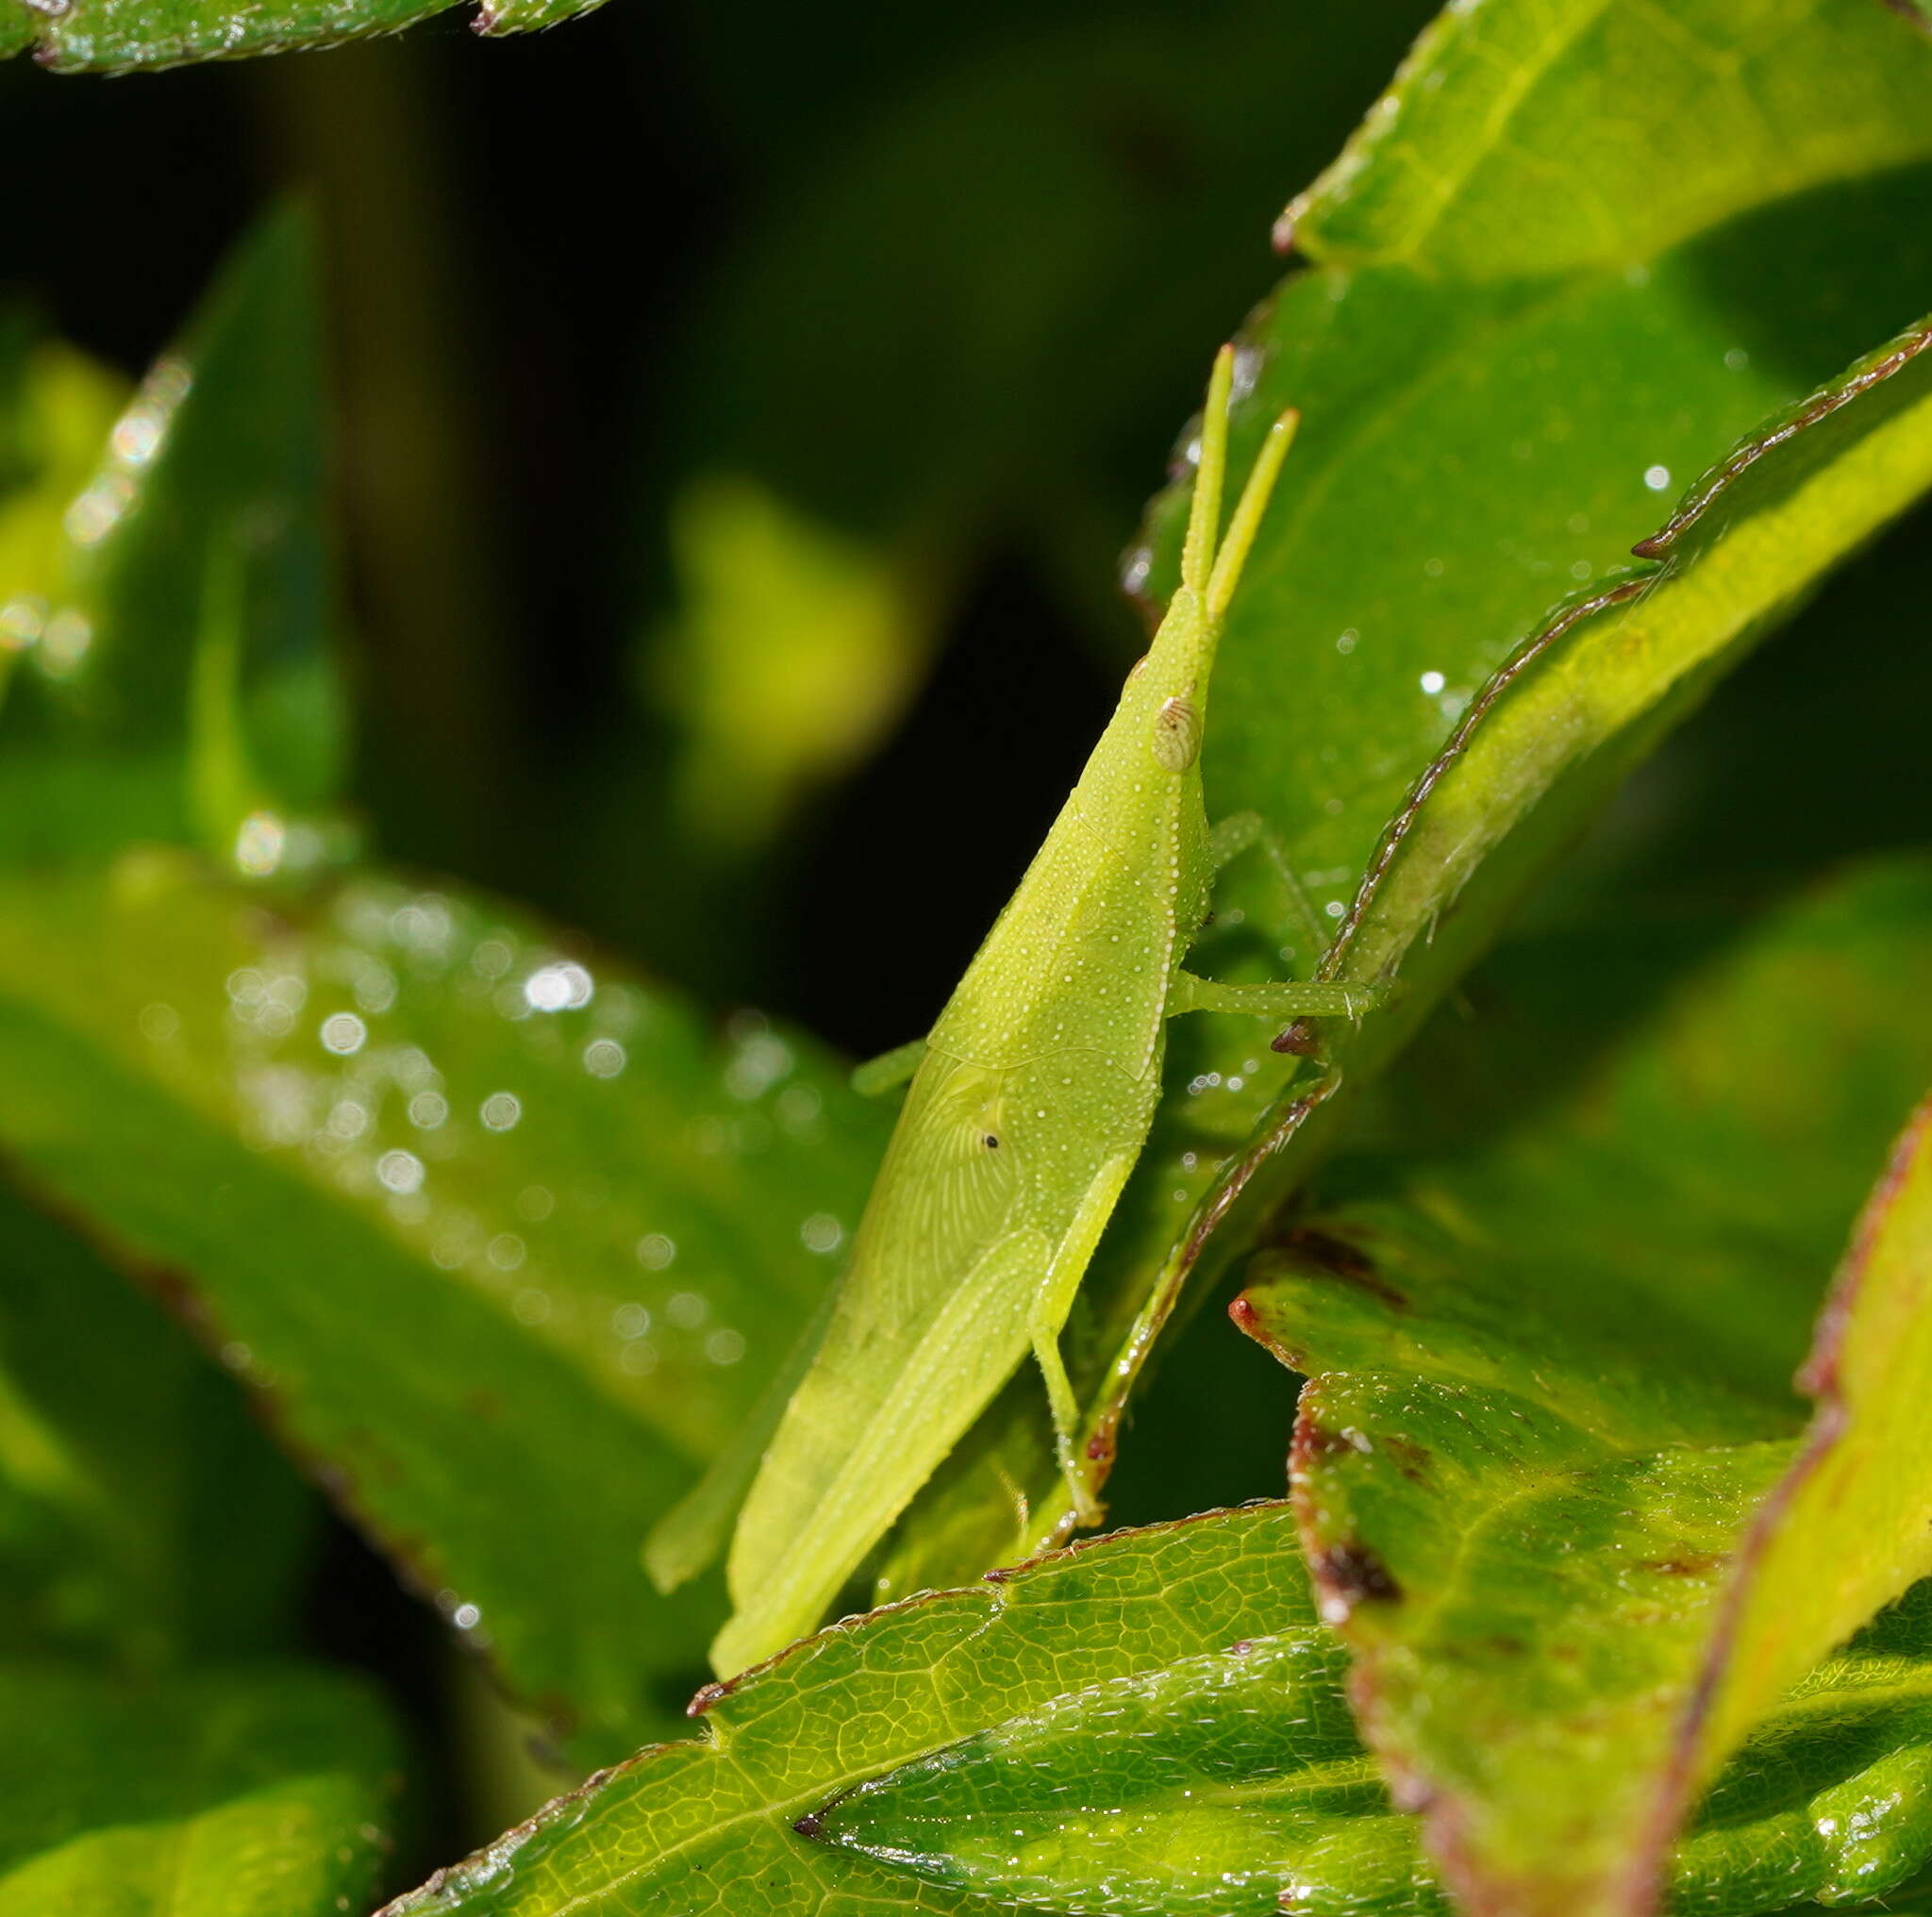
[
  {"left": 819, "top": 1590, "right": 1932, "bottom": 1917},
  {"left": 1236, "top": 858, "right": 1932, "bottom": 1917},
  {"left": 379, "top": 1506, "right": 1337, "bottom": 1917},
  {"left": 378, "top": 1499, "right": 1932, "bottom": 1917}
]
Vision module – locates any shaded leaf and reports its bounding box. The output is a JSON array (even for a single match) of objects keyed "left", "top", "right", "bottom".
[
  {"left": 1639, "top": 1091, "right": 1932, "bottom": 1908},
  {"left": 0, "top": 855, "right": 889, "bottom": 1759},
  {"left": 0, "top": 1659, "right": 400, "bottom": 1916},
  {"left": 1235, "top": 858, "right": 1932, "bottom": 1916},
  {"left": 0, "top": 208, "right": 346, "bottom": 870},
  {"left": 0, "top": 208, "right": 889, "bottom": 1755},
  {"left": 0, "top": 1181, "right": 315, "bottom": 1667}
]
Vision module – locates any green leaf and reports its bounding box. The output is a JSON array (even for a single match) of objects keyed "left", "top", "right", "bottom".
[
  {"left": 0, "top": 1659, "right": 399, "bottom": 1916},
  {"left": 377, "top": 1499, "right": 1932, "bottom": 1917},
  {"left": 14, "top": 0, "right": 608, "bottom": 72},
  {"left": 0, "top": 208, "right": 347, "bottom": 870},
  {"left": 806, "top": 1627, "right": 1398, "bottom": 1915},
  {"left": 1279, "top": 0, "right": 1932, "bottom": 279},
  {"left": 0, "top": 1181, "right": 315, "bottom": 1667},
  {"left": 816, "top": 1587, "right": 1932, "bottom": 1917},
  {"left": 0, "top": 854, "right": 890, "bottom": 1759},
  {"left": 1234, "top": 857, "right": 1932, "bottom": 1916},
  {"left": 378, "top": 1505, "right": 1337, "bottom": 1917},
  {"left": 648, "top": 475, "right": 936, "bottom": 855},
  {"left": 1640, "top": 1089, "right": 1932, "bottom": 1907},
  {"left": 0, "top": 326, "right": 125, "bottom": 622},
  {"left": 472, "top": 0, "right": 608, "bottom": 31},
  {"left": 891, "top": 0, "right": 1932, "bottom": 1597}
]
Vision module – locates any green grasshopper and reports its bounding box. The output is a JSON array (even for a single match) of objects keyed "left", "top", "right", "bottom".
[{"left": 713, "top": 347, "right": 1374, "bottom": 1675}]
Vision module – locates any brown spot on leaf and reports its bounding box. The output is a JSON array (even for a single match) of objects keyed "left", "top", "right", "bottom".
[
  {"left": 1380, "top": 1435, "right": 1433, "bottom": 1483},
  {"left": 1276, "top": 1225, "right": 1407, "bottom": 1311},
  {"left": 1639, "top": 1553, "right": 1725, "bottom": 1579},
  {"left": 1313, "top": 1541, "right": 1402, "bottom": 1611},
  {"left": 1298, "top": 1423, "right": 1353, "bottom": 1462}
]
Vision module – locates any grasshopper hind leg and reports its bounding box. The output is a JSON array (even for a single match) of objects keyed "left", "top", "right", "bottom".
[
  {"left": 1027, "top": 1147, "right": 1139, "bottom": 1530},
  {"left": 1030, "top": 1318, "right": 1104, "bottom": 1528}
]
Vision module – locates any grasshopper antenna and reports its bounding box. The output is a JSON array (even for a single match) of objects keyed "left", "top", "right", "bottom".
[
  {"left": 1179, "top": 344, "right": 1235, "bottom": 597},
  {"left": 1207, "top": 406, "right": 1299, "bottom": 626}
]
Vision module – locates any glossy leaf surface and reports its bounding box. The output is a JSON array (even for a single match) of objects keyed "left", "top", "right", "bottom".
[
  {"left": 12, "top": 0, "right": 608, "bottom": 71},
  {"left": 0, "top": 207, "right": 888, "bottom": 1757},
  {"left": 0, "top": 1659, "right": 399, "bottom": 1915},
  {"left": 0, "top": 1181, "right": 314, "bottom": 1667},
  {"left": 1236, "top": 858, "right": 1932, "bottom": 1916},
  {"left": 820, "top": 1587, "right": 1932, "bottom": 1917},
  {"left": 380, "top": 1500, "right": 1932, "bottom": 1917},
  {"left": 380, "top": 1507, "right": 1335, "bottom": 1917},
  {"left": 889, "top": 0, "right": 1932, "bottom": 1592},
  {"left": 0, "top": 855, "right": 889, "bottom": 1758}
]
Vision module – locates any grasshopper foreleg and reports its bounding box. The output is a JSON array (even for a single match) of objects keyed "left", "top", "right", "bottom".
[{"left": 1167, "top": 970, "right": 1379, "bottom": 1021}]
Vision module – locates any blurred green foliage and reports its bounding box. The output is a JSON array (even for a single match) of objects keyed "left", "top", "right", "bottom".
[{"left": 2, "top": 2, "right": 1932, "bottom": 1914}]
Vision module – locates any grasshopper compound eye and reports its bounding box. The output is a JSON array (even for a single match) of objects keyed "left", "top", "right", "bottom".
[{"left": 1152, "top": 696, "right": 1201, "bottom": 772}]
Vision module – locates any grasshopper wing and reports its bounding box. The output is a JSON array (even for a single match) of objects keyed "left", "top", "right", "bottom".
[{"left": 717, "top": 1047, "right": 1047, "bottom": 1673}]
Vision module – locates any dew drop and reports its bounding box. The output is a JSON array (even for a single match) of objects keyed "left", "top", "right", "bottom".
[
  {"left": 320, "top": 1012, "right": 367, "bottom": 1056},
  {"left": 376, "top": 1143, "right": 423, "bottom": 1190},
  {"left": 480, "top": 1092, "right": 522, "bottom": 1131}
]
